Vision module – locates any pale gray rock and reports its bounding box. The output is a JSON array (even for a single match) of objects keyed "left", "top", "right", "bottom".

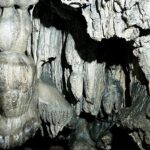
[
  {"left": 61, "top": 0, "right": 92, "bottom": 8},
  {"left": 82, "top": 62, "right": 106, "bottom": 116},
  {"left": 0, "top": 0, "right": 38, "bottom": 8},
  {"left": 59, "top": 0, "right": 150, "bottom": 41},
  {"left": 30, "top": 0, "right": 150, "bottom": 149},
  {"left": 133, "top": 36, "right": 150, "bottom": 91},
  {"left": 0, "top": 0, "right": 75, "bottom": 148},
  {"left": 0, "top": 0, "right": 150, "bottom": 149},
  {"left": 102, "top": 78, "right": 123, "bottom": 115},
  {"left": 119, "top": 82, "right": 150, "bottom": 149},
  {"left": 33, "top": 25, "right": 64, "bottom": 91},
  {"left": 0, "top": 52, "right": 40, "bottom": 149},
  {"left": 0, "top": 7, "right": 32, "bottom": 53}
]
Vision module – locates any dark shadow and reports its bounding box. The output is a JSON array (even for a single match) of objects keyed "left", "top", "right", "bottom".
[
  {"left": 79, "top": 112, "right": 96, "bottom": 123},
  {"left": 32, "top": 1, "right": 149, "bottom": 149},
  {"left": 33, "top": 0, "right": 99, "bottom": 62},
  {"left": 134, "top": 25, "right": 150, "bottom": 37},
  {"left": 60, "top": 32, "right": 78, "bottom": 104},
  {"left": 12, "top": 126, "right": 71, "bottom": 150},
  {"left": 110, "top": 126, "right": 141, "bottom": 150},
  {"left": 33, "top": 0, "right": 150, "bottom": 107},
  {"left": 33, "top": 0, "right": 138, "bottom": 107},
  {"left": 33, "top": 0, "right": 135, "bottom": 65}
]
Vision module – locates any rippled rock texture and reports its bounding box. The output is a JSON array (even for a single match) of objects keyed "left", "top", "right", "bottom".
[
  {"left": 0, "top": 0, "right": 150, "bottom": 149},
  {"left": 30, "top": 0, "right": 150, "bottom": 149}
]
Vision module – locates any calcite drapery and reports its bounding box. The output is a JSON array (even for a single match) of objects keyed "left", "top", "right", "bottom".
[
  {"left": 0, "top": 1, "right": 40, "bottom": 148},
  {"left": 38, "top": 79, "right": 73, "bottom": 137},
  {"left": 0, "top": 0, "right": 74, "bottom": 148}
]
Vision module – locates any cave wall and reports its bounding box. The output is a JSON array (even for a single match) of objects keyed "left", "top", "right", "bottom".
[{"left": 29, "top": 0, "right": 150, "bottom": 149}]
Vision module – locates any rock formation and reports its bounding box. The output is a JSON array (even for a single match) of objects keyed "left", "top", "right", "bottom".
[
  {"left": 0, "top": 0, "right": 150, "bottom": 149},
  {"left": 31, "top": 0, "right": 150, "bottom": 149}
]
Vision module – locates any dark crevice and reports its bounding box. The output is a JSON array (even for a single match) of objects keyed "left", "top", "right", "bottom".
[
  {"left": 134, "top": 25, "right": 150, "bottom": 37},
  {"left": 14, "top": 5, "right": 20, "bottom": 9},
  {"left": 33, "top": 0, "right": 99, "bottom": 62},
  {"left": 28, "top": 5, "right": 34, "bottom": 14},
  {"left": 24, "top": 128, "right": 69, "bottom": 150},
  {"left": 122, "top": 64, "right": 132, "bottom": 107},
  {"left": 79, "top": 112, "right": 96, "bottom": 123},
  {"left": 110, "top": 126, "right": 141, "bottom": 150},
  {"left": 61, "top": 32, "right": 70, "bottom": 92},
  {"left": 33, "top": 0, "right": 134, "bottom": 64},
  {"left": 99, "top": 38, "right": 134, "bottom": 107},
  {"left": 105, "top": 0, "right": 111, "bottom": 2},
  {"left": 60, "top": 32, "right": 77, "bottom": 104}
]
